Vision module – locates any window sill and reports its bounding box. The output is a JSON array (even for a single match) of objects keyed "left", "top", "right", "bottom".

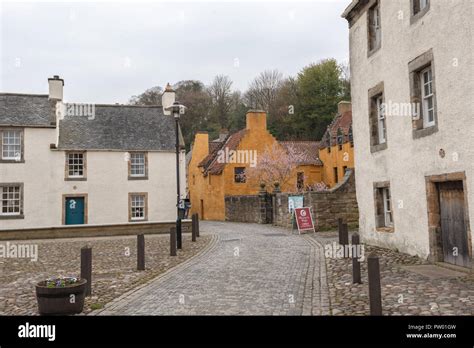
[
  {"left": 128, "top": 176, "right": 148, "bottom": 181},
  {"left": 410, "top": 5, "right": 430, "bottom": 25},
  {"left": 413, "top": 124, "right": 438, "bottom": 139},
  {"left": 370, "top": 142, "right": 388, "bottom": 153},
  {"left": 0, "top": 159, "right": 24, "bottom": 163},
  {"left": 130, "top": 218, "right": 148, "bottom": 223},
  {"left": 367, "top": 45, "right": 381, "bottom": 59},
  {"left": 376, "top": 226, "right": 394, "bottom": 233},
  {"left": 65, "top": 177, "right": 87, "bottom": 181},
  {"left": 0, "top": 214, "right": 24, "bottom": 220}
]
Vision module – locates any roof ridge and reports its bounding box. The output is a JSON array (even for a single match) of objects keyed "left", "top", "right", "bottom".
[
  {"left": 93, "top": 104, "right": 163, "bottom": 108},
  {"left": 0, "top": 93, "right": 48, "bottom": 97}
]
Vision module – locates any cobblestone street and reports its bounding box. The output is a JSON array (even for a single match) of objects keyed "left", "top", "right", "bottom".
[
  {"left": 0, "top": 233, "right": 212, "bottom": 315},
  {"left": 96, "top": 221, "right": 329, "bottom": 315},
  {"left": 312, "top": 231, "right": 474, "bottom": 316}
]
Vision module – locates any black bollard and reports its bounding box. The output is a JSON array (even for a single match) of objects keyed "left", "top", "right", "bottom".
[
  {"left": 170, "top": 227, "right": 177, "bottom": 256},
  {"left": 352, "top": 233, "right": 362, "bottom": 284},
  {"left": 80, "top": 246, "right": 92, "bottom": 296},
  {"left": 137, "top": 234, "right": 145, "bottom": 271},
  {"left": 191, "top": 214, "right": 197, "bottom": 242},
  {"left": 368, "top": 253, "right": 382, "bottom": 315},
  {"left": 196, "top": 213, "right": 200, "bottom": 237}
]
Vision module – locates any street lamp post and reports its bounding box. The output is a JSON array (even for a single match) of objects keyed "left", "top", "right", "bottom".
[{"left": 165, "top": 101, "right": 187, "bottom": 250}]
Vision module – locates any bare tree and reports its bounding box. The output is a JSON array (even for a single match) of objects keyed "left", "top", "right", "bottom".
[
  {"left": 244, "top": 69, "right": 283, "bottom": 111},
  {"left": 207, "top": 75, "right": 233, "bottom": 128},
  {"left": 129, "top": 86, "right": 163, "bottom": 105}
]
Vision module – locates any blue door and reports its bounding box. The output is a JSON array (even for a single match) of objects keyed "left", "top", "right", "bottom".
[{"left": 65, "top": 197, "right": 85, "bottom": 225}]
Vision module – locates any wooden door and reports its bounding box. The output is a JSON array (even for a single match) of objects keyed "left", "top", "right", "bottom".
[
  {"left": 439, "top": 181, "right": 470, "bottom": 267},
  {"left": 65, "top": 197, "right": 85, "bottom": 225}
]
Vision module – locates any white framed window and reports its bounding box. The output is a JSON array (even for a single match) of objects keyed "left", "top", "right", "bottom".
[
  {"left": 67, "top": 152, "right": 85, "bottom": 178},
  {"left": 368, "top": 2, "right": 381, "bottom": 52},
  {"left": 413, "top": 0, "right": 429, "bottom": 15},
  {"left": 421, "top": 67, "right": 435, "bottom": 128},
  {"left": 376, "top": 95, "right": 386, "bottom": 144},
  {"left": 1, "top": 130, "right": 22, "bottom": 161},
  {"left": 382, "top": 187, "right": 393, "bottom": 227},
  {"left": 130, "top": 153, "right": 146, "bottom": 177},
  {"left": 130, "top": 193, "right": 147, "bottom": 221},
  {"left": 1, "top": 185, "right": 21, "bottom": 216}
]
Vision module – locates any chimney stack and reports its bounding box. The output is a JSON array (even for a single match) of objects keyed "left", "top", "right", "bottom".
[
  {"left": 246, "top": 110, "right": 267, "bottom": 131},
  {"left": 162, "top": 83, "right": 176, "bottom": 115},
  {"left": 48, "top": 75, "right": 64, "bottom": 101},
  {"left": 338, "top": 101, "right": 352, "bottom": 115}
]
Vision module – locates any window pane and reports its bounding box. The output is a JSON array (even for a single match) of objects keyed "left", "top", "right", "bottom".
[{"left": 1, "top": 186, "right": 21, "bottom": 215}]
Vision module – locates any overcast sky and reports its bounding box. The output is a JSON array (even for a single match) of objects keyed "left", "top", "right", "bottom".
[{"left": 0, "top": 0, "right": 350, "bottom": 104}]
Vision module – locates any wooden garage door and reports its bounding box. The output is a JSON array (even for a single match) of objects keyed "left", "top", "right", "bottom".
[{"left": 439, "top": 181, "right": 470, "bottom": 267}]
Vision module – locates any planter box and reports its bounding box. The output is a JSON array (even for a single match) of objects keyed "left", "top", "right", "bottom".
[{"left": 36, "top": 279, "right": 87, "bottom": 315}]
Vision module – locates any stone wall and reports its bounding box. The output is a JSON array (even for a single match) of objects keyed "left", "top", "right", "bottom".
[
  {"left": 225, "top": 191, "right": 272, "bottom": 224},
  {"left": 274, "top": 170, "right": 359, "bottom": 231},
  {"left": 0, "top": 220, "right": 192, "bottom": 241},
  {"left": 226, "top": 170, "right": 359, "bottom": 231}
]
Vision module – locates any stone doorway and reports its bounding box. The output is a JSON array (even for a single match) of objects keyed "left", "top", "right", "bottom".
[{"left": 425, "top": 172, "right": 472, "bottom": 269}]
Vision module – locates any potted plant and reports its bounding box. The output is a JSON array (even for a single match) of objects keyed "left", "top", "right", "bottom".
[{"left": 36, "top": 277, "right": 87, "bottom": 315}]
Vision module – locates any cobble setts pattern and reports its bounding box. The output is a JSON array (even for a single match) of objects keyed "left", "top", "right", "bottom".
[
  {"left": 0, "top": 233, "right": 211, "bottom": 315},
  {"left": 97, "top": 221, "right": 329, "bottom": 315}
]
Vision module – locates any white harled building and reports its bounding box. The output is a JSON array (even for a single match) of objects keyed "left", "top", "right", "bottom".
[
  {"left": 343, "top": 0, "right": 473, "bottom": 269},
  {"left": 0, "top": 76, "right": 186, "bottom": 234}
]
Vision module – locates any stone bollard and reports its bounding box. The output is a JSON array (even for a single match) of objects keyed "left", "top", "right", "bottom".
[
  {"left": 137, "top": 234, "right": 145, "bottom": 271},
  {"left": 80, "top": 246, "right": 92, "bottom": 296},
  {"left": 368, "top": 253, "right": 382, "bottom": 315},
  {"left": 170, "top": 227, "right": 177, "bottom": 256}
]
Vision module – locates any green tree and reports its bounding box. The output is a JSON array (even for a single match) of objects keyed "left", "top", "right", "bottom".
[{"left": 295, "top": 58, "right": 349, "bottom": 140}]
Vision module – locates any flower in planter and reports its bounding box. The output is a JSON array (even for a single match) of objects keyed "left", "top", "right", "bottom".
[{"left": 45, "top": 276, "right": 80, "bottom": 288}]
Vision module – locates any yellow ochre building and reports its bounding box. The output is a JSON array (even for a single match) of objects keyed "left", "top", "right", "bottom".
[{"left": 187, "top": 102, "right": 353, "bottom": 221}]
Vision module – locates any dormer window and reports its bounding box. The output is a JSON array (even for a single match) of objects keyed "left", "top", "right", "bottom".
[
  {"left": 337, "top": 128, "right": 344, "bottom": 150},
  {"left": 348, "top": 126, "right": 354, "bottom": 147}
]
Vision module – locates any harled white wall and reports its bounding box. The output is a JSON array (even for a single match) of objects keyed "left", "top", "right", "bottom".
[
  {"left": 0, "top": 127, "right": 186, "bottom": 230},
  {"left": 349, "top": 0, "right": 474, "bottom": 258}
]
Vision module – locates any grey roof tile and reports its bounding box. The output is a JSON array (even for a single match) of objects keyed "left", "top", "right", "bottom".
[
  {"left": 58, "top": 104, "right": 176, "bottom": 151},
  {"left": 0, "top": 94, "right": 55, "bottom": 127}
]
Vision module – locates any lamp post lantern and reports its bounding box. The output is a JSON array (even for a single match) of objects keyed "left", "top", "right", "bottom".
[{"left": 165, "top": 101, "right": 187, "bottom": 250}]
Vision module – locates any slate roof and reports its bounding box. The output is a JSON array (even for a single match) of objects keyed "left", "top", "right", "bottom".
[
  {"left": 279, "top": 141, "right": 323, "bottom": 166},
  {"left": 58, "top": 104, "right": 178, "bottom": 151},
  {"left": 0, "top": 94, "right": 55, "bottom": 127}
]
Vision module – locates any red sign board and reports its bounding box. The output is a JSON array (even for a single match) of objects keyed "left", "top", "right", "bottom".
[{"left": 295, "top": 207, "right": 315, "bottom": 233}]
